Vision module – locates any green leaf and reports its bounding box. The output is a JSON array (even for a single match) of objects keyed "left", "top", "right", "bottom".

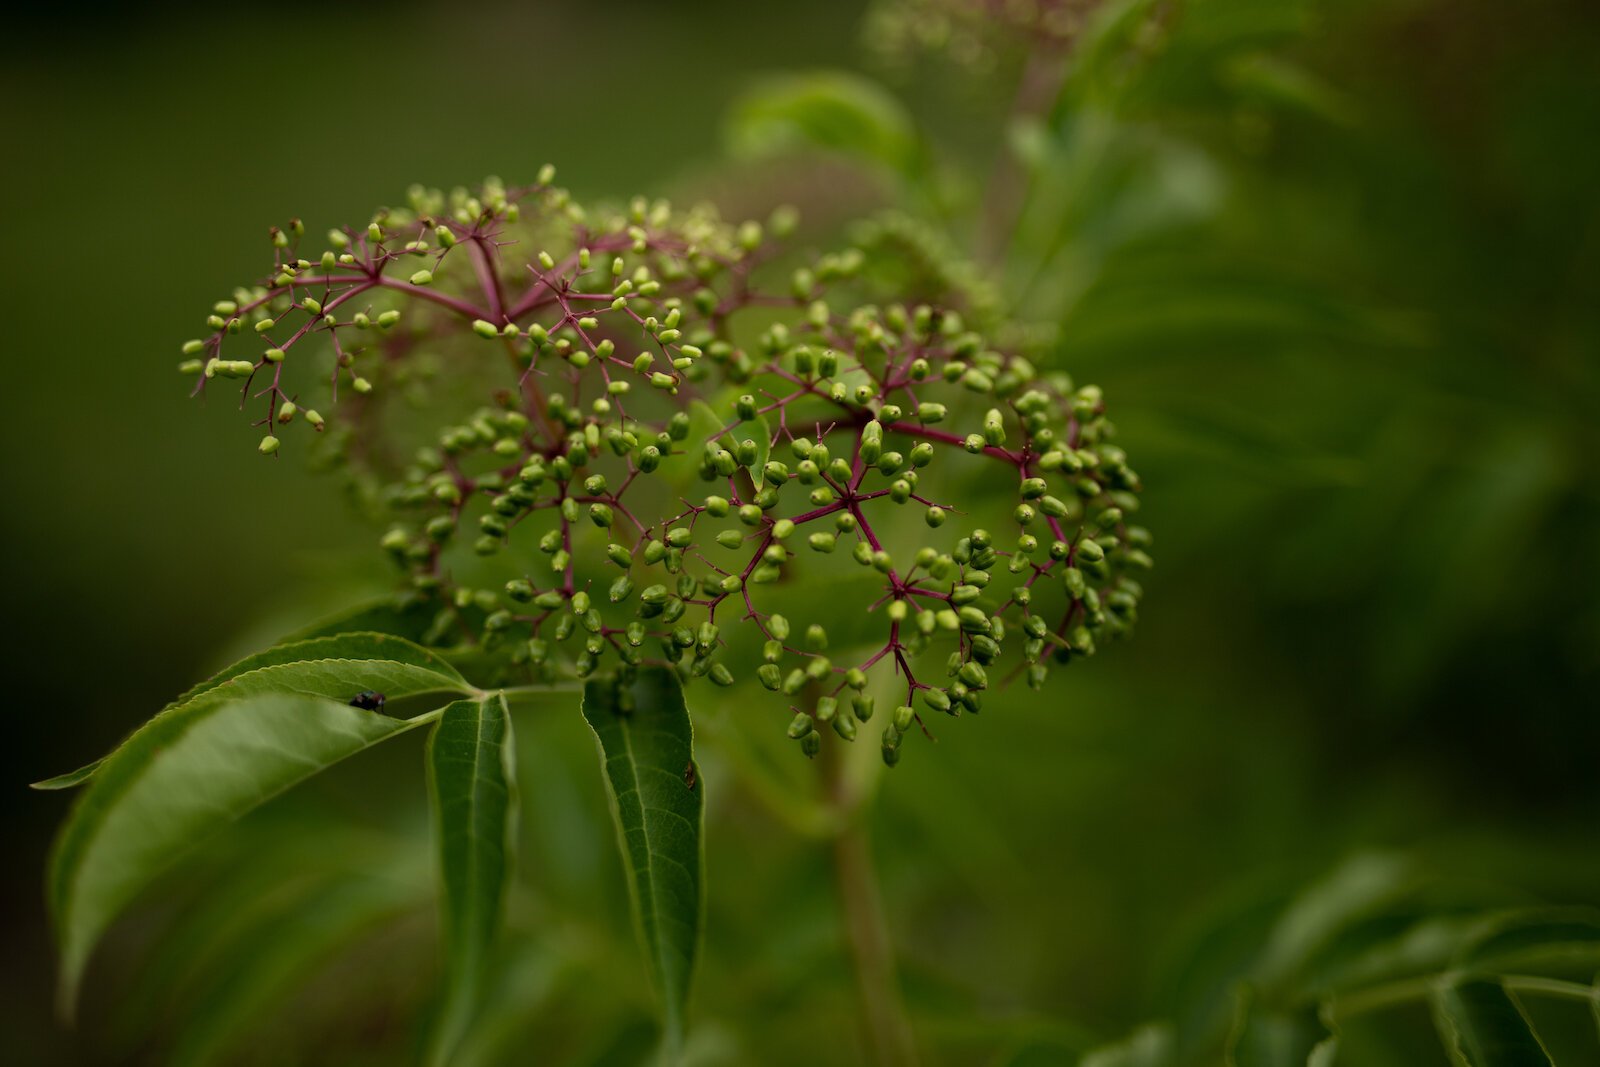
[
  {"left": 582, "top": 667, "right": 704, "bottom": 1059},
  {"left": 1430, "top": 978, "right": 1553, "bottom": 1067},
  {"left": 1252, "top": 853, "right": 1416, "bottom": 993},
  {"left": 31, "top": 758, "right": 104, "bottom": 791},
  {"left": 1079, "top": 1023, "right": 1174, "bottom": 1067},
  {"left": 427, "top": 694, "right": 517, "bottom": 1067},
  {"left": 49, "top": 636, "right": 471, "bottom": 1010},
  {"left": 107, "top": 820, "right": 425, "bottom": 1045},
  {"left": 164, "top": 631, "right": 469, "bottom": 708},
  {"left": 49, "top": 692, "right": 432, "bottom": 1011},
  {"left": 447, "top": 935, "right": 576, "bottom": 1067},
  {"left": 724, "top": 70, "right": 922, "bottom": 179},
  {"left": 1458, "top": 909, "right": 1600, "bottom": 974},
  {"left": 168, "top": 866, "right": 424, "bottom": 1067},
  {"left": 684, "top": 397, "right": 770, "bottom": 489},
  {"left": 743, "top": 412, "right": 772, "bottom": 487},
  {"left": 1227, "top": 987, "right": 1332, "bottom": 1067},
  {"left": 34, "top": 633, "right": 469, "bottom": 791}
]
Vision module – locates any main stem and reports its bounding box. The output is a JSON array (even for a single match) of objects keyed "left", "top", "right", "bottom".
[{"left": 825, "top": 745, "right": 919, "bottom": 1067}]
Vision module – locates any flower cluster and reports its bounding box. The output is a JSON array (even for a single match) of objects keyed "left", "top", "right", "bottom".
[{"left": 182, "top": 172, "right": 1151, "bottom": 763}]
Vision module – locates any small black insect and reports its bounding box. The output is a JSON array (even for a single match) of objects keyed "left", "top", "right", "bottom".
[
  {"left": 683, "top": 761, "right": 697, "bottom": 791},
  {"left": 349, "top": 690, "right": 386, "bottom": 711}
]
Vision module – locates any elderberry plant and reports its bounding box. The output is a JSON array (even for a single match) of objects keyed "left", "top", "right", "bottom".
[
  {"left": 182, "top": 171, "right": 1151, "bottom": 764},
  {"left": 39, "top": 166, "right": 1150, "bottom": 1065}
]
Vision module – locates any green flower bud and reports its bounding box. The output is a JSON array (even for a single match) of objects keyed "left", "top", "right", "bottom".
[
  {"left": 957, "top": 606, "right": 991, "bottom": 633},
  {"left": 1068, "top": 626, "right": 1095, "bottom": 653},
  {"left": 983, "top": 409, "right": 1006, "bottom": 445},
  {"left": 958, "top": 661, "right": 988, "bottom": 689}
]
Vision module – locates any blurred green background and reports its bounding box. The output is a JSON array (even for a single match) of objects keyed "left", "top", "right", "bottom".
[{"left": 4, "top": 1, "right": 1596, "bottom": 1064}]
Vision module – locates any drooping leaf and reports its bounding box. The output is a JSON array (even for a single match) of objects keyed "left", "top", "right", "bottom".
[
  {"left": 724, "top": 70, "right": 923, "bottom": 180},
  {"left": 582, "top": 667, "right": 704, "bottom": 1059},
  {"left": 34, "top": 633, "right": 469, "bottom": 790},
  {"left": 1251, "top": 853, "right": 1416, "bottom": 993},
  {"left": 49, "top": 637, "right": 470, "bottom": 1010},
  {"left": 1430, "top": 978, "right": 1553, "bottom": 1067},
  {"left": 427, "top": 694, "right": 517, "bottom": 1067}
]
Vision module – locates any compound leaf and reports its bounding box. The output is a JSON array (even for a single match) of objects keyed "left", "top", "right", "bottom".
[{"left": 48, "top": 635, "right": 471, "bottom": 1010}]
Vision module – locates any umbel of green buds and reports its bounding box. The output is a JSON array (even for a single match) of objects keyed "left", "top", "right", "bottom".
[{"left": 184, "top": 173, "right": 1152, "bottom": 768}]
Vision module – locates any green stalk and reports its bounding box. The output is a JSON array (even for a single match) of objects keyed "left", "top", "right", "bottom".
[{"left": 824, "top": 740, "right": 919, "bottom": 1067}]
